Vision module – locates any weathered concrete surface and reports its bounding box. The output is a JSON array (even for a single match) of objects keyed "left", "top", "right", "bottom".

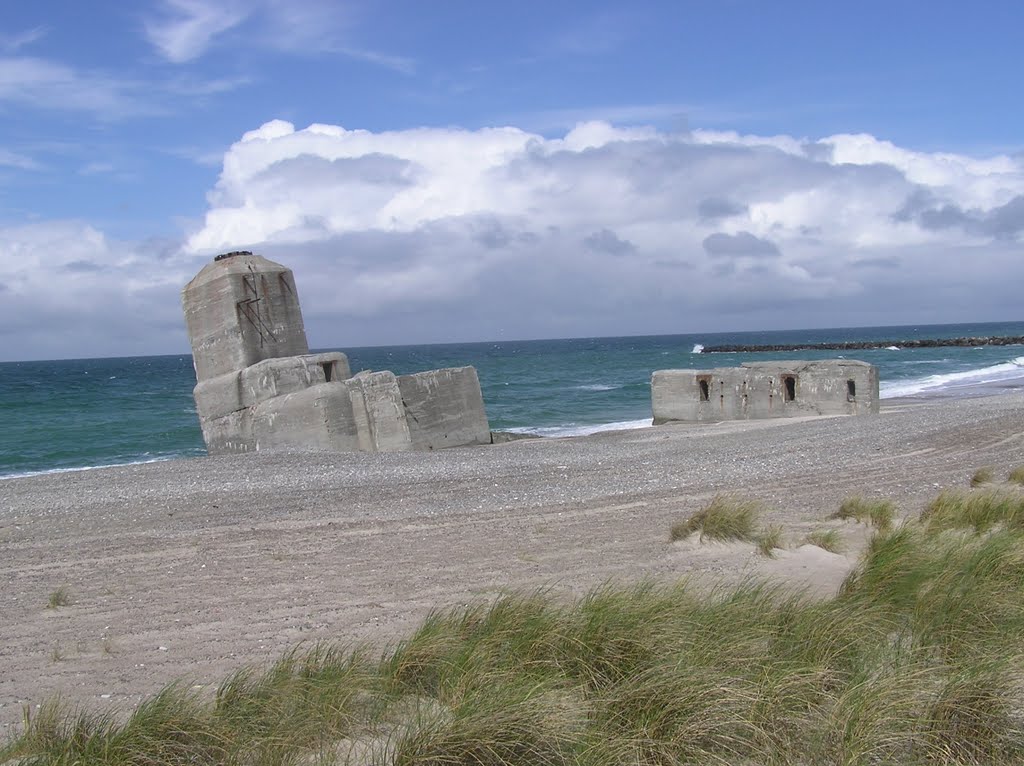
[
  {"left": 241, "top": 353, "right": 350, "bottom": 411},
  {"left": 398, "top": 367, "right": 491, "bottom": 450},
  {"left": 193, "top": 353, "right": 351, "bottom": 422},
  {"left": 652, "top": 360, "right": 879, "bottom": 424},
  {"left": 346, "top": 371, "right": 413, "bottom": 453},
  {"left": 251, "top": 384, "right": 361, "bottom": 452},
  {"left": 199, "top": 409, "right": 255, "bottom": 454},
  {"left": 183, "top": 252, "right": 309, "bottom": 382}
]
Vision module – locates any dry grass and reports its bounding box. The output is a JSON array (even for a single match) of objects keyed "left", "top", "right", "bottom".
[
  {"left": 670, "top": 495, "right": 761, "bottom": 542},
  {"left": 1008, "top": 466, "right": 1024, "bottom": 486}
]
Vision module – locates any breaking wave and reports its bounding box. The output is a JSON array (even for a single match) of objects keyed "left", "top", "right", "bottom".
[
  {"left": 507, "top": 418, "right": 653, "bottom": 438},
  {"left": 881, "top": 356, "right": 1024, "bottom": 398}
]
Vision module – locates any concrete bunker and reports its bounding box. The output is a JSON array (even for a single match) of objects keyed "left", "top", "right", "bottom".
[
  {"left": 651, "top": 360, "right": 879, "bottom": 424},
  {"left": 182, "top": 251, "right": 492, "bottom": 455}
]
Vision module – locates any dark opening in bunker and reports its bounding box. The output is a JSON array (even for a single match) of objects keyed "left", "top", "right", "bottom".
[
  {"left": 321, "top": 362, "right": 334, "bottom": 383},
  {"left": 698, "top": 377, "right": 710, "bottom": 402},
  {"left": 783, "top": 375, "right": 796, "bottom": 402},
  {"left": 847, "top": 379, "right": 856, "bottom": 400}
]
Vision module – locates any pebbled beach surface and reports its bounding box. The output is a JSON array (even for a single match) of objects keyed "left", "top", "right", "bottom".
[{"left": 2, "top": 392, "right": 1024, "bottom": 732}]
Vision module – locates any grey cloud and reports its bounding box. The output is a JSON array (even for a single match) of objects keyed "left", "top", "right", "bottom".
[
  {"left": 471, "top": 217, "right": 540, "bottom": 250},
  {"left": 702, "top": 231, "right": 780, "bottom": 258},
  {"left": 504, "top": 138, "right": 838, "bottom": 214},
  {"left": 987, "top": 195, "right": 1024, "bottom": 237},
  {"left": 892, "top": 188, "right": 936, "bottom": 223},
  {"left": 583, "top": 228, "right": 635, "bottom": 256},
  {"left": 257, "top": 153, "right": 415, "bottom": 188},
  {"left": 62, "top": 259, "right": 104, "bottom": 273},
  {"left": 850, "top": 256, "right": 901, "bottom": 270},
  {"left": 803, "top": 141, "right": 834, "bottom": 163},
  {"left": 920, "top": 204, "right": 972, "bottom": 231},
  {"left": 654, "top": 259, "right": 694, "bottom": 270},
  {"left": 697, "top": 197, "right": 747, "bottom": 221},
  {"left": 896, "top": 191, "right": 1024, "bottom": 239}
]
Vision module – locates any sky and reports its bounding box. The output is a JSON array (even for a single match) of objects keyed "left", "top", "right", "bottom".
[{"left": 1, "top": 1, "right": 1023, "bottom": 361}]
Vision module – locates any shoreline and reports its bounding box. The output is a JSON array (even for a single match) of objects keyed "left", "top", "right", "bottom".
[
  {"left": 3, "top": 390, "right": 1024, "bottom": 730},
  {"left": 6, "top": 375, "right": 1024, "bottom": 482}
]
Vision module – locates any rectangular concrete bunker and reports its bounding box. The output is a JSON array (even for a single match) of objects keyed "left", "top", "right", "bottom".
[{"left": 651, "top": 360, "right": 879, "bottom": 424}]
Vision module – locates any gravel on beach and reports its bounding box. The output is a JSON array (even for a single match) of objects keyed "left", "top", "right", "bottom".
[{"left": 2, "top": 392, "right": 1024, "bottom": 730}]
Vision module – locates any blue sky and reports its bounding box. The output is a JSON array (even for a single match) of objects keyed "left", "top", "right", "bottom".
[{"left": 1, "top": 1, "right": 1023, "bottom": 360}]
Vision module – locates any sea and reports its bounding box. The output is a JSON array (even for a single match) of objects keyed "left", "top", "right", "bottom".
[{"left": 2, "top": 321, "right": 1024, "bottom": 480}]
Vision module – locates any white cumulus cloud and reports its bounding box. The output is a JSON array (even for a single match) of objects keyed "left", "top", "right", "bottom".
[
  {"left": 4, "top": 120, "right": 1024, "bottom": 360},
  {"left": 180, "top": 119, "right": 1024, "bottom": 348}
]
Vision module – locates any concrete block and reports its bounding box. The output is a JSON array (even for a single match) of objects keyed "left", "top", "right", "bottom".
[
  {"left": 239, "top": 352, "right": 351, "bottom": 408},
  {"left": 250, "top": 383, "right": 361, "bottom": 452},
  {"left": 345, "top": 371, "right": 413, "bottom": 452},
  {"left": 199, "top": 409, "right": 255, "bottom": 454},
  {"left": 398, "top": 367, "right": 491, "bottom": 450},
  {"left": 193, "top": 371, "right": 243, "bottom": 421},
  {"left": 192, "top": 352, "right": 352, "bottom": 421},
  {"left": 183, "top": 252, "right": 309, "bottom": 382}
]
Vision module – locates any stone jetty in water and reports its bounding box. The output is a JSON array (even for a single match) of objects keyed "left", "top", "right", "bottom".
[{"left": 701, "top": 336, "right": 1024, "bottom": 354}]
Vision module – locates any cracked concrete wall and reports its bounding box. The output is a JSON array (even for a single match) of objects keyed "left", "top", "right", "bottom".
[
  {"left": 346, "top": 371, "right": 413, "bottom": 453},
  {"left": 183, "top": 252, "right": 309, "bottom": 382},
  {"left": 398, "top": 367, "right": 491, "bottom": 451}
]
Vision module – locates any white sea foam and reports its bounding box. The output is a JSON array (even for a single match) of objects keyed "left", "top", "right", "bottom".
[
  {"left": 576, "top": 383, "right": 619, "bottom": 391},
  {"left": 885, "top": 345, "right": 901, "bottom": 351},
  {"left": 507, "top": 418, "right": 653, "bottom": 438},
  {"left": 881, "top": 356, "right": 1024, "bottom": 398},
  {"left": 0, "top": 453, "right": 200, "bottom": 481},
  {"left": 692, "top": 344, "right": 704, "bottom": 354}
]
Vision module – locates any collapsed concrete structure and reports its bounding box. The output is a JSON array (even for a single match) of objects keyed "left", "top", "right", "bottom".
[
  {"left": 182, "top": 251, "right": 491, "bottom": 455},
  {"left": 651, "top": 360, "right": 879, "bottom": 424}
]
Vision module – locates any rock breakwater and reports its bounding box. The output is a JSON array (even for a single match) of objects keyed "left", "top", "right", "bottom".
[{"left": 702, "top": 336, "right": 1024, "bottom": 353}]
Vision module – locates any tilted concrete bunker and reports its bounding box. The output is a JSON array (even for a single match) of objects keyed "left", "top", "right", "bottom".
[
  {"left": 652, "top": 360, "right": 879, "bottom": 425},
  {"left": 182, "top": 251, "right": 491, "bottom": 455}
]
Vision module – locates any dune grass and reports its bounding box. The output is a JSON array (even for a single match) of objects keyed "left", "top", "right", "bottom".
[
  {"left": 832, "top": 495, "right": 896, "bottom": 530},
  {"left": 46, "top": 586, "right": 71, "bottom": 610},
  {"left": 971, "top": 466, "right": 995, "bottom": 487},
  {"left": 802, "top": 528, "right": 843, "bottom": 553},
  {"left": 670, "top": 495, "right": 760, "bottom": 542},
  {"left": 754, "top": 524, "right": 784, "bottom": 557},
  {"left": 1008, "top": 466, "right": 1024, "bottom": 486},
  {"left": 10, "top": 485, "right": 1024, "bottom": 765},
  {"left": 921, "top": 487, "right": 1024, "bottom": 533}
]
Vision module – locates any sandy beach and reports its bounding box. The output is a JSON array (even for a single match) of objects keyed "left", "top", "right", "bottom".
[{"left": 3, "top": 392, "right": 1024, "bottom": 733}]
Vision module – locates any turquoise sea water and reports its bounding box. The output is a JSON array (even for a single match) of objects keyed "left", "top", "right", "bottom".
[{"left": 2, "top": 321, "right": 1024, "bottom": 479}]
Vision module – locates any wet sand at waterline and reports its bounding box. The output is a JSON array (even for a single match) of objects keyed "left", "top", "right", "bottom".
[{"left": 3, "top": 392, "right": 1024, "bottom": 731}]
